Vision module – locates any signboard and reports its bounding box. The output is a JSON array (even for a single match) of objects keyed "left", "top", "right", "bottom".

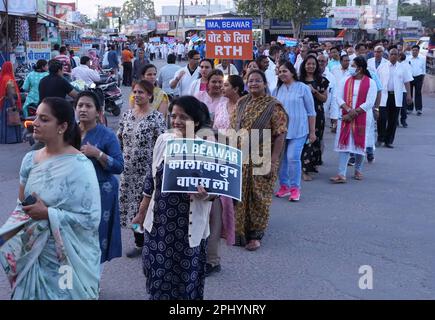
[
  {"left": 157, "top": 22, "right": 170, "bottom": 33},
  {"left": 332, "top": 7, "right": 361, "bottom": 19},
  {"left": 206, "top": 19, "right": 253, "bottom": 60},
  {"left": 277, "top": 36, "right": 298, "bottom": 47},
  {"left": 331, "top": 18, "right": 360, "bottom": 29},
  {"left": 26, "top": 42, "right": 51, "bottom": 67},
  {"left": 270, "top": 19, "right": 292, "bottom": 29},
  {"left": 303, "top": 18, "right": 329, "bottom": 31},
  {"left": 0, "top": 0, "right": 37, "bottom": 16},
  {"left": 162, "top": 139, "right": 242, "bottom": 201},
  {"left": 48, "top": 26, "right": 58, "bottom": 43}
]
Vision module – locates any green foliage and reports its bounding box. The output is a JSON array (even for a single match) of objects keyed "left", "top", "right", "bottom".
[
  {"left": 121, "top": 0, "right": 156, "bottom": 22},
  {"left": 235, "top": 0, "right": 327, "bottom": 38},
  {"left": 399, "top": 0, "right": 435, "bottom": 28}
]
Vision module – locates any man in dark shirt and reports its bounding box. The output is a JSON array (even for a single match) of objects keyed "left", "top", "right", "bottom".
[{"left": 39, "top": 59, "right": 78, "bottom": 102}]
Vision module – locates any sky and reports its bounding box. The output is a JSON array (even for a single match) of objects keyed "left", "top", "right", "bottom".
[{"left": 54, "top": 0, "right": 227, "bottom": 18}]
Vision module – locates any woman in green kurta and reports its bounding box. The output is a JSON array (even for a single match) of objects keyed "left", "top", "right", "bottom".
[{"left": 0, "top": 97, "right": 101, "bottom": 299}]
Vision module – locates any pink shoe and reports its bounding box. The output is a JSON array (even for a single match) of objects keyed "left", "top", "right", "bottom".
[
  {"left": 275, "top": 185, "right": 291, "bottom": 198},
  {"left": 289, "top": 188, "right": 300, "bottom": 202}
]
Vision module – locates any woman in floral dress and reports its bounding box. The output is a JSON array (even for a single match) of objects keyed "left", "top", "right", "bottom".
[{"left": 117, "top": 80, "right": 166, "bottom": 258}]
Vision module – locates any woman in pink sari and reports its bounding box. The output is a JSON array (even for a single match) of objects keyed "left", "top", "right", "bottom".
[
  {"left": 330, "top": 56, "right": 377, "bottom": 183},
  {"left": 204, "top": 75, "right": 245, "bottom": 276}
]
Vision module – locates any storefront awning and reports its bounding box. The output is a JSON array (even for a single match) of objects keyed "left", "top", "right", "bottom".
[
  {"left": 37, "top": 13, "right": 59, "bottom": 25},
  {"left": 302, "top": 29, "right": 335, "bottom": 36},
  {"left": 37, "top": 12, "right": 81, "bottom": 29},
  {"left": 269, "top": 29, "right": 293, "bottom": 35},
  {"left": 167, "top": 29, "right": 185, "bottom": 37}
]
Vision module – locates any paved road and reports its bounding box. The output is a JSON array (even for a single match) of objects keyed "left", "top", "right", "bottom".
[{"left": 1, "top": 61, "right": 434, "bottom": 299}]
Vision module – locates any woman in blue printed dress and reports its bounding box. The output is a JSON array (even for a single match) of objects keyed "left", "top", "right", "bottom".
[
  {"left": 117, "top": 80, "right": 166, "bottom": 258},
  {"left": 75, "top": 91, "right": 124, "bottom": 269},
  {"left": 132, "top": 96, "right": 216, "bottom": 300}
]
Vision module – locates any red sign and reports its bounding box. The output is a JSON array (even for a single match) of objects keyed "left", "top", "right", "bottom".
[{"left": 206, "top": 30, "right": 252, "bottom": 60}]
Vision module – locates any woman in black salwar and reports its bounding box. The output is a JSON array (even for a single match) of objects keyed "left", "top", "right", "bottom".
[
  {"left": 299, "top": 56, "right": 329, "bottom": 181},
  {"left": 132, "top": 96, "right": 216, "bottom": 300}
]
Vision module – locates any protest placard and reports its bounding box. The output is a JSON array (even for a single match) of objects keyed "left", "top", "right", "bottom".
[
  {"left": 205, "top": 19, "right": 253, "bottom": 60},
  {"left": 162, "top": 139, "right": 242, "bottom": 201}
]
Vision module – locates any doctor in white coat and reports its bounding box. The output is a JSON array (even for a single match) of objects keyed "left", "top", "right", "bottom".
[{"left": 376, "top": 48, "right": 413, "bottom": 148}]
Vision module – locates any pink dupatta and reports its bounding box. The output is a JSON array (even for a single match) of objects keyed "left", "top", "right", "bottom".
[{"left": 338, "top": 75, "right": 370, "bottom": 152}]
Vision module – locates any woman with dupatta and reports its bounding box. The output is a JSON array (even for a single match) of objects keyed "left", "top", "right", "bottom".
[
  {"left": 330, "top": 56, "right": 377, "bottom": 183},
  {"left": 129, "top": 64, "right": 169, "bottom": 118},
  {"left": 231, "top": 70, "right": 287, "bottom": 251},
  {"left": 0, "top": 97, "right": 101, "bottom": 299},
  {"left": 0, "top": 61, "right": 22, "bottom": 144}
]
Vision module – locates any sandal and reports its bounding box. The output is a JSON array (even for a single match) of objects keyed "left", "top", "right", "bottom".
[
  {"left": 245, "top": 240, "right": 261, "bottom": 251},
  {"left": 354, "top": 171, "right": 363, "bottom": 180},
  {"left": 329, "top": 175, "right": 347, "bottom": 184},
  {"left": 302, "top": 173, "right": 313, "bottom": 181}
]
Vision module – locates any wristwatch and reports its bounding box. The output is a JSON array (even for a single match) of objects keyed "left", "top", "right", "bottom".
[{"left": 97, "top": 151, "right": 104, "bottom": 160}]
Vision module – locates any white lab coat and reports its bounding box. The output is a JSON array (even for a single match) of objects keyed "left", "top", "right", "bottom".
[
  {"left": 265, "top": 57, "right": 278, "bottom": 93},
  {"left": 334, "top": 76, "right": 377, "bottom": 154},
  {"left": 377, "top": 61, "right": 413, "bottom": 107},
  {"left": 367, "top": 57, "right": 389, "bottom": 71}
]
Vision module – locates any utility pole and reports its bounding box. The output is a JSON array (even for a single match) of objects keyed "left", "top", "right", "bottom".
[
  {"left": 97, "top": 4, "right": 100, "bottom": 30},
  {"left": 259, "top": 0, "right": 265, "bottom": 45},
  {"left": 182, "top": 0, "right": 185, "bottom": 41},
  {"left": 5, "top": 0, "right": 9, "bottom": 58},
  {"left": 175, "top": 0, "right": 182, "bottom": 39}
]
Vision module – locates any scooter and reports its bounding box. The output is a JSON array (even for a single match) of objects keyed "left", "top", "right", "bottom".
[{"left": 95, "top": 69, "right": 123, "bottom": 116}]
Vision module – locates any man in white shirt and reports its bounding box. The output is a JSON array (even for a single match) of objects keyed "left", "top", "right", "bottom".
[
  {"left": 265, "top": 45, "right": 281, "bottom": 92},
  {"left": 331, "top": 54, "right": 351, "bottom": 81},
  {"left": 327, "top": 47, "right": 341, "bottom": 71},
  {"left": 406, "top": 45, "right": 426, "bottom": 115},
  {"left": 71, "top": 56, "right": 101, "bottom": 86},
  {"left": 148, "top": 43, "right": 156, "bottom": 61},
  {"left": 176, "top": 42, "right": 185, "bottom": 62},
  {"left": 294, "top": 45, "right": 309, "bottom": 75},
  {"left": 216, "top": 60, "right": 239, "bottom": 76},
  {"left": 399, "top": 52, "right": 414, "bottom": 127},
  {"left": 368, "top": 46, "right": 389, "bottom": 71},
  {"left": 158, "top": 53, "right": 181, "bottom": 97},
  {"left": 170, "top": 49, "right": 200, "bottom": 96},
  {"left": 346, "top": 46, "right": 357, "bottom": 61},
  {"left": 376, "top": 48, "right": 413, "bottom": 148},
  {"left": 318, "top": 54, "right": 337, "bottom": 132}
]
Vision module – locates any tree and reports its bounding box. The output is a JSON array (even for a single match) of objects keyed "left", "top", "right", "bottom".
[
  {"left": 398, "top": 0, "right": 435, "bottom": 29},
  {"left": 236, "top": 0, "right": 327, "bottom": 39},
  {"left": 121, "top": 0, "right": 156, "bottom": 23}
]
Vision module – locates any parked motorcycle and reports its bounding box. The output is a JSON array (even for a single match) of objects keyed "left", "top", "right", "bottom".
[{"left": 95, "top": 69, "right": 123, "bottom": 116}]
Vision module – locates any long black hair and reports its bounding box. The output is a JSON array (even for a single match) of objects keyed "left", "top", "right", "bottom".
[
  {"left": 169, "top": 96, "right": 211, "bottom": 132},
  {"left": 42, "top": 97, "right": 81, "bottom": 150},
  {"left": 227, "top": 75, "right": 245, "bottom": 97},
  {"left": 299, "top": 55, "right": 323, "bottom": 84},
  {"left": 276, "top": 61, "right": 299, "bottom": 91},
  {"left": 353, "top": 56, "right": 372, "bottom": 78}
]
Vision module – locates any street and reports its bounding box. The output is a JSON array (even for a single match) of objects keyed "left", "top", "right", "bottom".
[{"left": 0, "top": 59, "right": 434, "bottom": 299}]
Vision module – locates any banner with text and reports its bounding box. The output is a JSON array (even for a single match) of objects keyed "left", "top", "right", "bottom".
[
  {"left": 206, "top": 19, "right": 253, "bottom": 60},
  {"left": 162, "top": 139, "right": 242, "bottom": 201},
  {"left": 26, "top": 42, "right": 51, "bottom": 68}
]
